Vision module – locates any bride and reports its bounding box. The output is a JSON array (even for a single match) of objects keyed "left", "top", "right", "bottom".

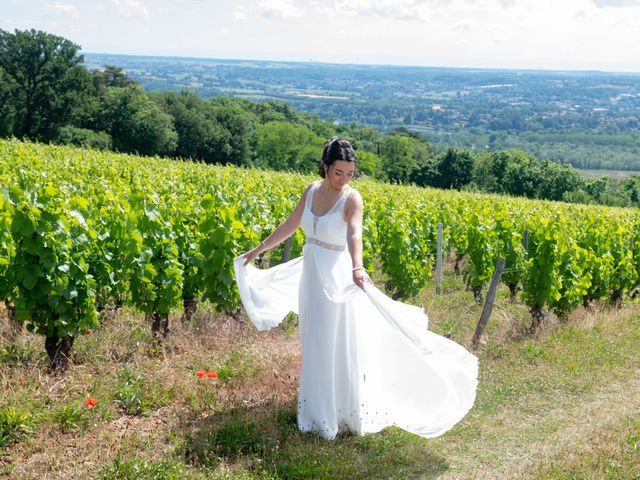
[{"left": 234, "top": 138, "right": 478, "bottom": 440}]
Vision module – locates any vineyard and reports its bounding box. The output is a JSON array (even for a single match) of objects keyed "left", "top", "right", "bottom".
[{"left": 1, "top": 138, "right": 640, "bottom": 369}]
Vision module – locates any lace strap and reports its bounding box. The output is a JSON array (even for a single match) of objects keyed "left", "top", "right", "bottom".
[
  {"left": 328, "top": 187, "right": 352, "bottom": 216},
  {"left": 305, "top": 183, "right": 317, "bottom": 213}
]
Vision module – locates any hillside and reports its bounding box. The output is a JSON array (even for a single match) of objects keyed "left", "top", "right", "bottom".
[
  {"left": 85, "top": 53, "right": 640, "bottom": 171},
  {"left": 1, "top": 139, "right": 640, "bottom": 478}
]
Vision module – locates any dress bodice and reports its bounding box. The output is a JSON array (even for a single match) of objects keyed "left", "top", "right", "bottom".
[{"left": 301, "top": 182, "right": 351, "bottom": 250}]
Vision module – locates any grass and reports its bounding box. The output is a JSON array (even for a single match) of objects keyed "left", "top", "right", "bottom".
[
  {"left": 95, "top": 456, "right": 188, "bottom": 479},
  {"left": 0, "top": 406, "right": 33, "bottom": 449},
  {"left": 112, "top": 367, "right": 175, "bottom": 416},
  {"left": 534, "top": 413, "right": 640, "bottom": 479},
  {"left": 1, "top": 263, "right": 640, "bottom": 479},
  {"left": 181, "top": 405, "right": 448, "bottom": 479}
]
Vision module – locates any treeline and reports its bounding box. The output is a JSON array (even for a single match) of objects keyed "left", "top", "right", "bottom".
[{"left": 2, "top": 28, "right": 640, "bottom": 208}]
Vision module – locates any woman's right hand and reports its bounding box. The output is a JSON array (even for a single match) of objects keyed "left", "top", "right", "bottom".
[
  {"left": 353, "top": 268, "right": 373, "bottom": 289},
  {"left": 242, "top": 247, "right": 261, "bottom": 266}
]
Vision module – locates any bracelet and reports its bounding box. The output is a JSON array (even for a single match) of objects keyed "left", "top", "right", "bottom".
[{"left": 352, "top": 266, "right": 365, "bottom": 272}]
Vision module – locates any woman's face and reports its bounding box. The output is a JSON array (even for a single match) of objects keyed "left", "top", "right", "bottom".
[{"left": 326, "top": 160, "right": 355, "bottom": 189}]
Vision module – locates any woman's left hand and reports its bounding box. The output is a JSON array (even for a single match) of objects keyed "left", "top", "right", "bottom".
[{"left": 353, "top": 269, "right": 373, "bottom": 289}]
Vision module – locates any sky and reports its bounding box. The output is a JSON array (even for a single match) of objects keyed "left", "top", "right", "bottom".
[{"left": 2, "top": 0, "right": 640, "bottom": 72}]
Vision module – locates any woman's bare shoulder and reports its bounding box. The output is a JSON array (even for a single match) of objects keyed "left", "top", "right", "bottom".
[
  {"left": 345, "top": 187, "right": 363, "bottom": 211},
  {"left": 347, "top": 186, "right": 363, "bottom": 202}
]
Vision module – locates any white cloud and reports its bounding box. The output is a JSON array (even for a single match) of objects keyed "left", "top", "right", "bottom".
[
  {"left": 46, "top": 3, "right": 79, "bottom": 17},
  {"left": 591, "top": 0, "right": 640, "bottom": 6},
  {"left": 454, "top": 19, "right": 475, "bottom": 31},
  {"left": 234, "top": 6, "right": 249, "bottom": 20},
  {"left": 111, "top": 0, "right": 149, "bottom": 18},
  {"left": 330, "top": 0, "right": 450, "bottom": 20},
  {"left": 259, "top": 0, "right": 305, "bottom": 18}
]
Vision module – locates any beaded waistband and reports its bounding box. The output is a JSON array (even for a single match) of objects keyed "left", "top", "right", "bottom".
[{"left": 306, "top": 237, "right": 347, "bottom": 251}]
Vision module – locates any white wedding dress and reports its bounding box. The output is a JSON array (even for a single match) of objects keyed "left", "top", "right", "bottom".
[{"left": 234, "top": 182, "right": 478, "bottom": 440}]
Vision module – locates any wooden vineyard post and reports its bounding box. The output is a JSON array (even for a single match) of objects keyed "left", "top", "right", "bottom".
[
  {"left": 523, "top": 229, "right": 529, "bottom": 252},
  {"left": 282, "top": 237, "right": 292, "bottom": 263},
  {"left": 436, "top": 223, "right": 443, "bottom": 294},
  {"left": 472, "top": 257, "right": 506, "bottom": 350}
]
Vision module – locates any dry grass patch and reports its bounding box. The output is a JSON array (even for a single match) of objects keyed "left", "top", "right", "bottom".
[
  {"left": 2, "top": 270, "right": 640, "bottom": 479},
  {"left": 534, "top": 413, "right": 640, "bottom": 479},
  {"left": 0, "top": 304, "right": 301, "bottom": 479}
]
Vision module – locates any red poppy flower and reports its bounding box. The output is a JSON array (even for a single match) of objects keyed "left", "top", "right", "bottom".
[
  {"left": 207, "top": 371, "right": 218, "bottom": 379},
  {"left": 83, "top": 330, "right": 91, "bottom": 335},
  {"left": 85, "top": 397, "right": 97, "bottom": 408},
  {"left": 195, "top": 370, "right": 207, "bottom": 378}
]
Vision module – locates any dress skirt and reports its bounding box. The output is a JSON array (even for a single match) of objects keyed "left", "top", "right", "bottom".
[{"left": 234, "top": 243, "right": 478, "bottom": 440}]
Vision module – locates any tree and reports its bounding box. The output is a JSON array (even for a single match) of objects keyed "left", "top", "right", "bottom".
[
  {"left": 500, "top": 150, "right": 541, "bottom": 198},
  {"left": 254, "top": 121, "right": 323, "bottom": 172},
  {"left": 98, "top": 86, "right": 177, "bottom": 156},
  {"left": 228, "top": 98, "right": 300, "bottom": 125},
  {"left": 348, "top": 124, "right": 383, "bottom": 155},
  {"left": 155, "top": 91, "right": 223, "bottom": 161},
  {"left": 489, "top": 151, "right": 511, "bottom": 189},
  {"left": 0, "top": 29, "right": 92, "bottom": 140},
  {"left": 536, "top": 160, "right": 584, "bottom": 201},
  {"left": 436, "top": 148, "right": 475, "bottom": 189},
  {"left": 355, "top": 150, "right": 384, "bottom": 179},
  {"left": 470, "top": 152, "right": 497, "bottom": 192},
  {"left": 207, "top": 103, "right": 255, "bottom": 166},
  {"left": 91, "top": 64, "right": 136, "bottom": 95},
  {"left": 380, "top": 135, "right": 423, "bottom": 184},
  {"left": 411, "top": 154, "right": 439, "bottom": 187},
  {"left": 620, "top": 176, "right": 640, "bottom": 205}
]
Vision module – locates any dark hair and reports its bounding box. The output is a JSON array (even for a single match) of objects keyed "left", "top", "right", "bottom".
[{"left": 319, "top": 137, "right": 357, "bottom": 178}]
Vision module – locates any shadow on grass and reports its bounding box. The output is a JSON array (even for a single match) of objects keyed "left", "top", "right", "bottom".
[{"left": 180, "top": 401, "right": 449, "bottom": 480}]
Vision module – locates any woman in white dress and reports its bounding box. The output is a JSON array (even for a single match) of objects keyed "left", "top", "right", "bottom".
[{"left": 234, "top": 138, "right": 478, "bottom": 440}]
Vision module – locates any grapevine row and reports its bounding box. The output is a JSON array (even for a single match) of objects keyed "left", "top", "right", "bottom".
[{"left": 1, "top": 139, "right": 639, "bottom": 368}]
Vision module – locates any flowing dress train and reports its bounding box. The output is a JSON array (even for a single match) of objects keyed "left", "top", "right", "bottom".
[{"left": 234, "top": 183, "right": 478, "bottom": 440}]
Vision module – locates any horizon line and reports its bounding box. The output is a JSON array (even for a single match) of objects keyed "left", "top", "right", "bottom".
[{"left": 82, "top": 51, "right": 640, "bottom": 76}]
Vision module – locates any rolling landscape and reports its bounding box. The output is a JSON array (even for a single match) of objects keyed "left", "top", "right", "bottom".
[{"left": 85, "top": 53, "right": 640, "bottom": 172}]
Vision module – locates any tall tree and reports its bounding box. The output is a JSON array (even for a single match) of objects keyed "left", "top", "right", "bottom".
[
  {"left": 380, "top": 135, "right": 418, "bottom": 184},
  {"left": 536, "top": 160, "right": 584, "bottom": 201},
  {"left": 207, "top": 103, "right": 255, "bottom": 166},
  {"left": 436, "top": 149, "right": 475, "bottom": 189},
  {"left": 0, "top": 29, "right": 92, "bottom": 140},
  {"left": 501, "top": 150, "right": 541, "bottom": 198},
  {"left": 91, "top": 64, "right": 136, "bottom": 94},
  {"left": 254, "top": 121, "right": 323, "bottom": 171},
  {"left": 98, "top": 86, "right": 177, "bottom": 156},
  {"left": 381, "top": 135, "right": 434, "bottom": 185}
]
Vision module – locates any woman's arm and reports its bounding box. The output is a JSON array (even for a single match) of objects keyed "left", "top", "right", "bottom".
[
  {"left": 345, "top": 190, "right": 372, "bottom": 288},
  {"left": 242, "top": 183, "right": 314, "bottom": 265}
]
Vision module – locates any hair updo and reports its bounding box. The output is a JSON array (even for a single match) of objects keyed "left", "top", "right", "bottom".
[{"left": 319, "top": 137, "right": 357, "bottom": 178}]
